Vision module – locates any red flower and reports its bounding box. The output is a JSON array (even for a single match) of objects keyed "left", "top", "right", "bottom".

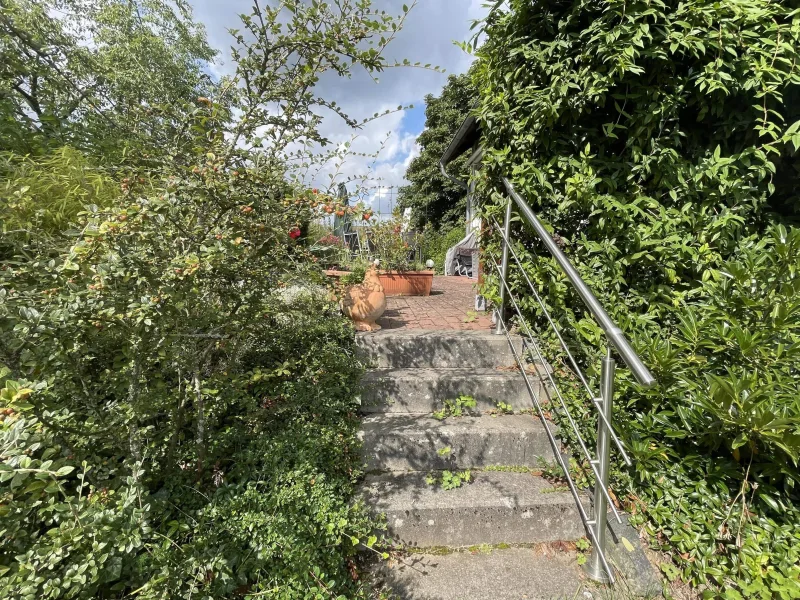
[
  {"left": 320, "top": 234, "right": 344, "bottom": 247},
  {"left": 289, "top": 227, "right": 302, "bottom": 240}
]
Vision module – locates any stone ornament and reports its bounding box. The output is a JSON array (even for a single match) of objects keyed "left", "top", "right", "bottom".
[{"left": 340, "top": 265, "right": 387, "bottom": 331}]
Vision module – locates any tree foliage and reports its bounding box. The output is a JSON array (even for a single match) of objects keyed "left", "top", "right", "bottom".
[
  {"left": 398, "top": 72, "right": 476, "bottom": 230},
  {"left": 0, "top": 0, "right": 216, "bottom": 160},
  {"left": 473, "top": 0, "right": 800, "bottom": 595}
]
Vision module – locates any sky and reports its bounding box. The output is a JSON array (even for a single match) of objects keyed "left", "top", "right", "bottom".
[{"left": 186, "top": 0, "right": 487, "bottom": 212}]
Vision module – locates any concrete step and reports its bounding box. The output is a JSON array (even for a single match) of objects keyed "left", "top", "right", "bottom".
[
  {"left": 360, "top": 367, "right": 545, "bottom": 414},
  {"left": 362, "top": 471, "right": 587, "bottom": 548},
  {"left": 372, "top": 547, "right": 590, "bottom": 600},
  {"left": 356, "top": 329, "right": 523, "bottom": 369},
  {"left": 360, "top": 414, "right": 557, "bottom": 471}
]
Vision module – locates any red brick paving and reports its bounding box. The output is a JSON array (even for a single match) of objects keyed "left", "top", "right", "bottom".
[{"left": 377, "top": 276, "right": 493, "bottom": 331}]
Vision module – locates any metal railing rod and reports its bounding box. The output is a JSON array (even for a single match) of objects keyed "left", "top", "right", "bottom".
[
  {"left": 494, "top": 198, "right": 513, "bottom": 335},
  {"left": 490, "top": 217, "right": 633, "bottom": 467},
  {"left": 585, "top": 347, "right": 615, "bottom": 583},
  {"left": 492, "top": 306, "right": 616, "bottom": 583},
  {"left": 501, "top": 177, "right": 656, "bottom": 389},
  {"left": 490, "top": 216, "right": 595, "bottom": 397},
  {"left": 487, "top": 250, "right": 623, "bottom": 525}
]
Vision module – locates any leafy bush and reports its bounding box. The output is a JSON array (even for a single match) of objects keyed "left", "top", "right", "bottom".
[
  {"left": 0, "top": 0, "right": 422, "bottom": 596},
  {"left": 0, "top": 297, "right": 373, "bottom": 599},
  {"left": 0, "top": 117, "right": 378, "bottom": 598},
  {"left": 621, "top": 226, "right": 800, "bottom": 595},
  {"left": 340, "top": 262, "right": 369, "bottom": 286},
  {"left": 0, "top": 148, "right": 117, "bottom": 243},
  {"left": 365, "top": 218, "right": 423, "bottom": 272},
  {"left": 655, "top": 226, "right": 800, "bottom": 470},
  {"left": 421, "top": 225, "right": 466, "bottom": 273},
  {"left": 472, "top": 0, "right": 800, "bottom": 594}
]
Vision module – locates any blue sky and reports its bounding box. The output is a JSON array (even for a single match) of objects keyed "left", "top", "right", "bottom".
[
  {"left": 400, "top": 105, "right": 428, "bottom": 138},
  {"left": 186, "top": 0, "right": 485, "bottom": 208}
]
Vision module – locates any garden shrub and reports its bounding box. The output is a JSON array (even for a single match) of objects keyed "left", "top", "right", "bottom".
[
  {"left": 472, "top": 0, "right": 800, "bottom": 595},
  {"left": 421, "top": 225, "right": 467, "bottom": 273},
  {"left": 655, "top": 226, "right": 800, "bottom": 470},
  {"left": 0, "top": 0, "right": 421, "bottom": 597},
  {"left": 0, "top": 109, "right": 382, "bottom": 599},
  {"left": 366, "top": 218, "right": 423, "bottom": 272},
  {"left": 624, "top": 226, "right": 800, "bottom": 596},
  {"left": 0, "top": 148, "right": 117, "bottom": 245},
  {"left": 0, "top": 295, "right": 372, "bottom": 599},
  {"left": 0, "top": 149, "right": 375, "bottom": 595}
]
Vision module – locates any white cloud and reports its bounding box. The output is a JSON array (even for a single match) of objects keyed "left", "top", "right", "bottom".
[{"left": 187, "top": 0, "right": 487, "bottom": 198}]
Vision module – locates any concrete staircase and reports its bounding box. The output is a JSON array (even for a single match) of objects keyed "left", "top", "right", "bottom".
[{"left": 357, "top": 329, "right": 590, "bottom": 598}]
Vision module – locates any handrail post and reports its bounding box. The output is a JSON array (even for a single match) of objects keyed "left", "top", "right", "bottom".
[
  {"left": 494, "top": 197, "right": 512, "bottom": 335},
  {"left": 585, "top": 347, "right": 615, "bottom": 582}
]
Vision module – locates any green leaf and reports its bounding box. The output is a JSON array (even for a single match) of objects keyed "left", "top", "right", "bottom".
[{"left": 731, "top": 434, "right": 749, "bottom": 450}]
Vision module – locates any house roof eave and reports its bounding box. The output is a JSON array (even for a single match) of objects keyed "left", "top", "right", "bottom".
[{"left": 439, "top": 114, "right": 481, "bottom": 166}]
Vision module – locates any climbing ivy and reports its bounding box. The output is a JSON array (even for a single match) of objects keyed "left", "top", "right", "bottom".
[{"left": 471, "top": 1, "right": 800, "bottom": 595}]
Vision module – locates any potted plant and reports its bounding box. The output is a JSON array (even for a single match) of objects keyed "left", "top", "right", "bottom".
[
  {"left": 325, "top": 219, "right": 434, "bottom": 296},
  {"left": 367, "top": 217, "right": 434, "bottom": 296}
]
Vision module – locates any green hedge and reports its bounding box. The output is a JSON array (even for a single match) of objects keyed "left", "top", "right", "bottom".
[
  {"left": 421, "top": 225, "right": 467, "bottom": 273},
  {"left": 473, "top": 1, "right": 800, "bottom": 595}
]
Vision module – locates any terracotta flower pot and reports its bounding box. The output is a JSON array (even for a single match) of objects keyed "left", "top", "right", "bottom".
[
  {"left": 378, "top": 270, "right": 434, "bottom": 296},
  {"left": 339, "top": 266, "right": 386, "bottom": 331},
  {"left": 324, "top": 269, "right": 434, "bottom": 297}
]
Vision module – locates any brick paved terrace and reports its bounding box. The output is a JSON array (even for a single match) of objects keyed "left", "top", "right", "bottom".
[{"left": 377, "top": 276, "right": 493, "bottom": 331}]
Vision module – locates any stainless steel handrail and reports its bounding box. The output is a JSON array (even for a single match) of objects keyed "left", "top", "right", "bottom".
[
  {"left": 501, "top": 177, "right": 656, "bottom": 388},
  {"left": 489, "top": 177, "right": 658, "bottom": 584},
  {"left": 490, "top": 216, "right": 633, "bottom": 467},
  {"left": 489, "top": 286, "right": 617, "bottom": 583},
  {"left": 485, "top": 248, "right": 624, "bottom": 527}
]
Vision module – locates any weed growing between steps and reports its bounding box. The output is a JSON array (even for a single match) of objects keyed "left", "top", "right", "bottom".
[
  {"left": 425, "top": 470, "right": 472, "bottom": 490},
  {"left": 432, "top": 394, "right": 478, "bottom": 420},
  {"left": 537, "top": 457, "right": 592, "bottom": 490},
  {"left": 431, "top": 395, "right": 531, "bottom": 420},
  {"left": 540, "top": 485, "right": 570, "bottom": 494},
  {"left": 575, "top": 538, "right": 591, "bottom": 566},
  {"left": 379, "top": 540, "right": 584, "bottom": 558},
  {"left": 489, "top": 400, "right": 514, "bottom": 416},
  {"left": 482, "top": 464, "right": 535, "bottom": 473}
]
